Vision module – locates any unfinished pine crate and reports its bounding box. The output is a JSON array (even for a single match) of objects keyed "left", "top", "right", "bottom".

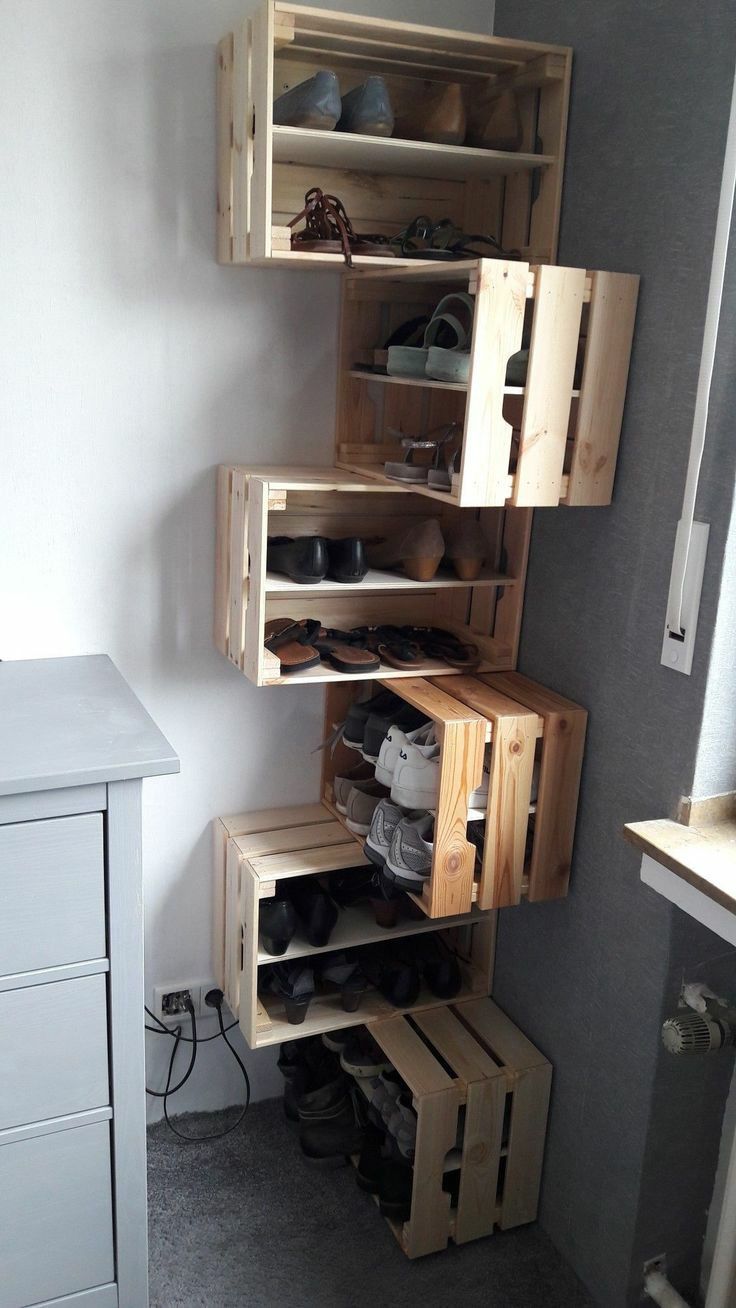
[
  {"left": 322, "top": 670, "right": 587, "bottom": 917},
  {"left": 363, "top": 998, "right": 551, "bottom": 1257},
  {"left": 335, "top": 259, "right": 640, "bottom": 507},
  {"left": 214, "top": 805, "right": 494, "bottom": 1048},
  {"left": 214, "top": 467, "right": 531, "bottom": 686},
  {"left": 218, "top": 2, "right": 572, "bottom": 268}
]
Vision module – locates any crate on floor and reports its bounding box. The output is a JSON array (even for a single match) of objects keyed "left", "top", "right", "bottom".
[{"left": 364, "top": 997, "right": 552, "bottom": 1257}]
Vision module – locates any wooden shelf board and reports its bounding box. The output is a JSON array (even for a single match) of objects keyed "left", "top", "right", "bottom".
[
  {"left": 349, "top": 370, "right": 580, "bottom": 399},
  {"left": 253, "top": 967, "right": 487, "bottom": 1047},
  {"left": 262, "top": 657, "right": 500, "bottom": 687},
  {"left": 336, "top": 459, "right": 571, "bottom": 506},
  {"left": 264, "top": 566, "right": 515, "bottom": 594},
  {"left": 257, "top": 249, "right": 431, "bottom": 270},
  {"left": 272, "top": 125, "right": 555, "bottom": 182},
  {"left": 257, "top": 901, "right": 485, "bottom": 963}
]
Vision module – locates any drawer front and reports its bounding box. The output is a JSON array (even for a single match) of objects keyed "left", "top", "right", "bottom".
[
  {"left": 0, "top": 1120, "right": 114, "bottom": 1308},
  {"left": 0, "top": 813, "right": 105, "bottom": 976},
  {"left": 0, "top": 975, "right": 109, "bottom": 1131}
]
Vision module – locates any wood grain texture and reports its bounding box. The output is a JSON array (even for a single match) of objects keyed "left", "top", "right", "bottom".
[
  {"left": 625, "top": 816, "right": 736, "bottom": 915},
  {"left": 216, "top": 34, "right": 234, "bottom": 262},
  {"left": 500, "top": 1064, "right": 552, "bottom": 1229},
  {"left": 214, "top": 465, "right": 231, "bottom": 654},
  {"left": 513, "top": 264, "right": 585, "bottom": 505},
  {"left": 106, "top": 778, "right": 148, "bottom": 1308},
  {"left": 405, "top": 1088, "right": 459, "bottom": 1256},
  {"left": 566, "top": 271, "right": 640, "bottom": 505},
  {"left": 249, "top": 5, "right": 273, "bottom": 259},
  {"left": 231, "top": 21, "right": 252, "bottom": 262},
  {"left": 460, "top": 260, "right": 527, "bottom": 506},
  {"left": 482, "top": 671, "right": 587, "bottom": 902},
  {"left": 227, "top": 467, "right": 248, "bottom": 670}
]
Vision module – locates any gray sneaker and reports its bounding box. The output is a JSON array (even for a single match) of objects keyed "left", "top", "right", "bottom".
[
  {"left": 364, "top": 800, "right": 405, "bottom": 868},
  {"left": 333, "top": 761, "right": 374, "bottom": 814},
  {"left": 337, "top": 76, "right": 394, "bottom": 137},
  {"left": 345, "top": 781, "right": 388, "bottom": 836},
  {"left": 385, "top": 815, "right": 434, "bottom": 890},
  {"left": 273, "top": 70, "right": 341, "bottom": 131}
]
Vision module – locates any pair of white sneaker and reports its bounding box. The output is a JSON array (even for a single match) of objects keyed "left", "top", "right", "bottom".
[{"left": 375, "top": 720, "right": 490, "bottom": 817}]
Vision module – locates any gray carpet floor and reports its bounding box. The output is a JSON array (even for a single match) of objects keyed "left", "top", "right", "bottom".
[{"left": 148, "top": 1101, "right": 593, "bottom": 1308}]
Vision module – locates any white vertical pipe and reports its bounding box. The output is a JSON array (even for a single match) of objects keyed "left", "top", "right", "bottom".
[
  {"left": 706, "top": 1117, "right": 736, "bottom": 1308},
  {"left": 644, "top": 1269, "right": 692, "bottom": 1308},
  {"left": 665, "top": 63, "right": 736, "bottom": 638}
]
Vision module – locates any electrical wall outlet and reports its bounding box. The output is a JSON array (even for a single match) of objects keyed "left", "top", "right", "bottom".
[{"left": 152, "top": 980, "right": 218, "bottom": 1024}]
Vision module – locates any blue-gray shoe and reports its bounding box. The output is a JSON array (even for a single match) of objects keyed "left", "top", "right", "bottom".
[
  {"left": 273, "top": 69, "right": 341, "bottom": 130},
  {"left": 337, "top": 76, "right": 394, "bottom": 137}
]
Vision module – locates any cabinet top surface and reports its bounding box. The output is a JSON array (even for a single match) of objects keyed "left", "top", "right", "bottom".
[{"left": 0, "top": 655, "right": 179, "bottom": 796}]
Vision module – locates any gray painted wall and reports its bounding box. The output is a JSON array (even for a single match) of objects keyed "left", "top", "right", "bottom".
[{"left": 490, "top": 2, "right": 736, "bottom": 1303}]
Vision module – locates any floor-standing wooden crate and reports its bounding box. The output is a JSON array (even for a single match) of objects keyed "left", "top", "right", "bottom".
[{"left": 363, "top": 998, "right": 551, "bottom": 1257}]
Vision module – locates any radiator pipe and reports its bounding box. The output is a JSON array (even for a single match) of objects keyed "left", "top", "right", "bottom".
[{"left": 644, "top": 1268, "right": 692, "bottom": 1308}]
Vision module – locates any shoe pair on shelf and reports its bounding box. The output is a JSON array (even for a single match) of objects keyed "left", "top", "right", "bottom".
[
  {"left": 261, "top": 949, "right": 370, "bottom": 1025},
  {"left": 267, "top": 536, "right": 367, "bottom": 585},
  {"left": 387, "top": 291, "right": 475, "bottom": 385},
  {"left": 274, "top": 70, "right": 394, "bottom": 138},
  {"left": 366, "top": 516, "right": 488, "bottom": 582},
  {"left": 259, "top": 874, "right": 341, "bottom": 955},
  {"left": 395, "top": 83, "right": 522, "bottom": 152},
  {"left": 264, "top": 619, "right": 479, "bottom": 676}
]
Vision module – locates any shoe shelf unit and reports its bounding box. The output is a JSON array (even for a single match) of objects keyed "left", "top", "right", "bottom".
[
  {"left": 335, "top": 258, "right": 640, "bottom": 508},
  {"left": 322, "top": 671, "right": 587, "bottom": 919},
  {"left": 214, "top": 805, "right": 495, "bottom": 1048},
  {"left": 215, "top": 467, "right": 532, "bottom": 686},
  {"left": 359, "top": 1000, "right": 551, "bottom": 1257},
  {"left": 217, "top": 2, "right": 572, "bottom": 268}
]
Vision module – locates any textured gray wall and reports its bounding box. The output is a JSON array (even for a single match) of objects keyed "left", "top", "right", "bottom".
[{"left": 490, "top": 2, "right": 736, "bottom": 1304}]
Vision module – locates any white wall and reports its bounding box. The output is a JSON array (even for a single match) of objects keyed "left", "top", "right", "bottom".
[{"left": 0, "top": 0, "right": 493, "bottom": 1117}]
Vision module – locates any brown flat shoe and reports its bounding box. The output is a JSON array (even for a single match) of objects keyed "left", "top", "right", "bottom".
[
  {"left": 313, "top": 628, "right": 381, "bottom": 675},
  {"left": 395, "top": 82, "right": 466, "bottom": 147},
  {"left": 443, "top": 519, "right": 488, "bottom": 581},
  {"left": 264, "top": 618, "right": 321, "bottom": 675}
]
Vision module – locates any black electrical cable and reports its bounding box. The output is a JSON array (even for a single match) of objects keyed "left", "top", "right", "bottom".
[
  {"left": 145, "top": 992, "right": 251, "bottom": 1143},
  {"left": 145, "top": 1003, "right": 238, "bottom": 1043}
]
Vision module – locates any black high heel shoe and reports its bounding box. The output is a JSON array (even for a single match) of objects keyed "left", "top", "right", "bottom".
[
  {"left": 316, "top": 952, "right": 371, "bottom": 1013},
  {"left": 262, "top": 962, "right": 315, "bottom": 1025},
  {"left": 259, "top": 894, "right": 298, "bottom": 956},
  {"left": 289, "top": 877, "right": 338, "bottom": 949}
]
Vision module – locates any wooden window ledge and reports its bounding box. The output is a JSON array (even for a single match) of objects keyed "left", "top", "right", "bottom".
[{"left": 625, "top": 794, "right": 736, "bottom": 917}]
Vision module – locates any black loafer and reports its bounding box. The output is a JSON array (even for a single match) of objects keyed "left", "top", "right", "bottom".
[
  {"left": 267, "top": 535, "right": 328, "bottom": 584},
  {"left": 327, "top": 537, "right": 368, "bottom": 584},
  {"left": 362, "top": 703, "right": 431, "bottom": 763}
]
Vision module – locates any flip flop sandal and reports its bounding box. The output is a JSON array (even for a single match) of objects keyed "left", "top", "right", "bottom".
[
  {"left": 391, "top": 216, "right": 520, "bottom": 261},
  {"left": 372, "top": 314, "right": 429, "bottom": 375},
  {"left": 409, "top": 626, "right": 480, "bottom": 670},
  {"left": 264, "top": 618, "right": 321, "bottom": 675},
  {"left": 313, "top": 627, "right": 381, "bottom": 675}
]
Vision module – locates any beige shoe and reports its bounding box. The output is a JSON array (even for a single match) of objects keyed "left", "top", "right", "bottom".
[
  {"left": 366, "top": 519, "right": 445, "bottom": 582},
  {"left": 345, "top": 780, "right": 389, "bottom": 835},
  {"left": 395, "top": 82, "right": 466, "bottom": 146},
  {"left": 466, "top": 90, "right": 523, "bottom": 152},
  {"left": 443, "top": 519, "right": 487, "bottom": 581},
  {"left": 333, "top": 761, "right": 375, "bottom": 814}
]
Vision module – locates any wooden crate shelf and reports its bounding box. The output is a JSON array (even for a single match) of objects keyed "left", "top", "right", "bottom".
[
  {"left": 336, "top": 259, "right": 639, "bottom": 508},
  {"left": 213, "top": 805, "right": 495, "bottom": 1048},
  {"left": 217, "top": 2, "right": 572, "bottom": 267},
  {"left": 322, "top": 670, "right": 587, "bottom": 918},
  {"left": 360, "top": 999, "right": 552, "bottom": 1257},
  {"left": 215, "top": 467, "right": 531, "bottom": 687}
]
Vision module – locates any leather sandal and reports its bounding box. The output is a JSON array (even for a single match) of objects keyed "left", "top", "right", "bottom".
[
  {"left": 409, "top": 626, "right": 480, "bottom": 670},
  {"left": 289, "top": 188, "right": 395, "bottom": 267},
  {"left": 313, "top": 627, "right": 381, "bottom": 674},
  {"left": 264, "top": 618, "right": 321, "bottom": 674}
]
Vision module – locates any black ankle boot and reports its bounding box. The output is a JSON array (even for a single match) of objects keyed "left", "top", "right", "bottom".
[{"left": 289, "top": 877, "right": 338, "bottom": 948}]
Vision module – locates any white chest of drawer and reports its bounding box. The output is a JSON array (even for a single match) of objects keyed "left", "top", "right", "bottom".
[{"left": 0, "top": 656, "right": 178, "bottom": 1308}]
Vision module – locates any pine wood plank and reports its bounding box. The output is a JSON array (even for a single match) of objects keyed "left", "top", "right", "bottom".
[
  {"left": 216, "top": 35, "right": 234, "bottom": 262},
  {"left": 566, "top": 271, "right": 640, "bottom": 505},
  {"left": 250, "top": 4, "right": 273, "bottom": 260},
  {"left": 500, "top": 1064, "right": 552, "bottom": 1228},
  {"left": 512, "top": 264, "right": 585, "bottom": 506},
  {"left": 459, "top": 260, "right": 527, "bottom": 506}
]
